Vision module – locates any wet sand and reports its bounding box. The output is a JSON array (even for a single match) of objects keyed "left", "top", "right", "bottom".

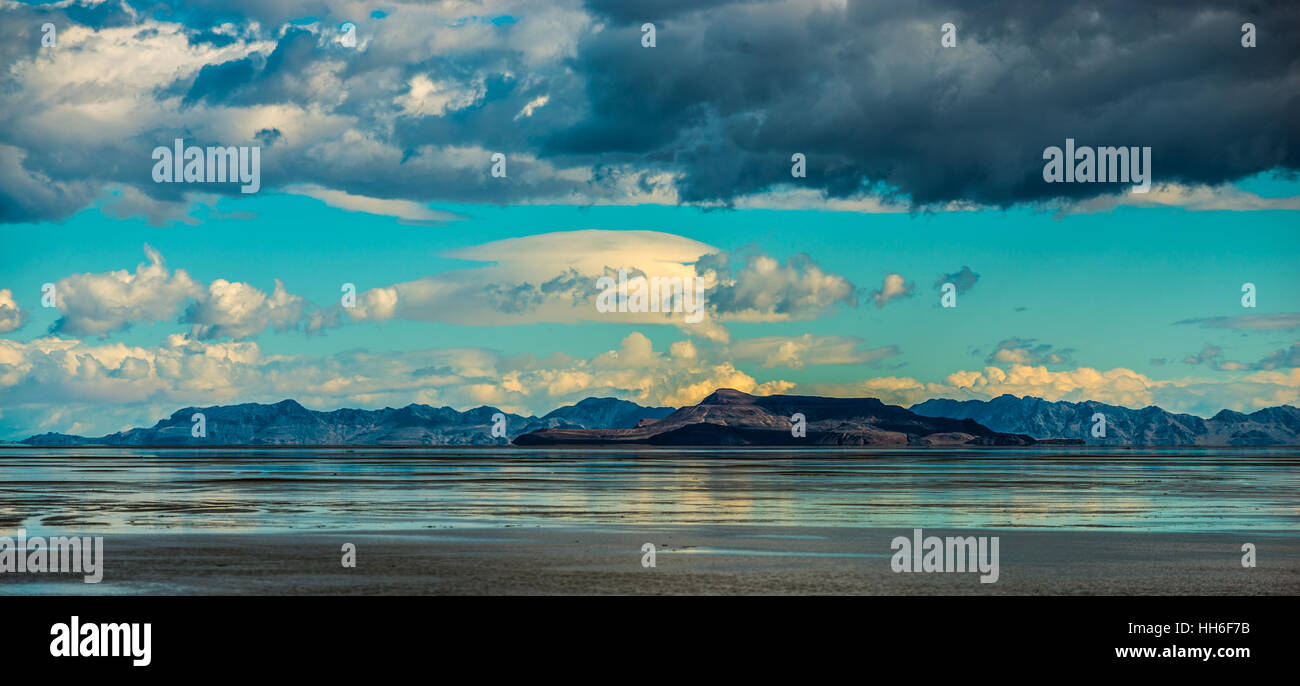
[{"left": 2, "top": 526, "right": 1296, "bottom": 595}]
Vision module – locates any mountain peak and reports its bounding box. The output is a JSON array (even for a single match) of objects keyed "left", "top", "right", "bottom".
[
  {"left": 541, "top": 396, "right": 675, "bottom": 429},
  {"left": 699, "top": 388, "right": 755, "bottom": 405},
  {"left": 571, "top": 397, "right": 632, "bottom": 409}
]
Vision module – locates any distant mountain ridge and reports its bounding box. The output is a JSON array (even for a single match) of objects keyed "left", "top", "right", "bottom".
[
  {"left": 21, "top": 397, "right": 675, "bottom": 446},
  {"left": 513, "top": 388, "right": 1037, "bottom": 446},
  {"left": 910, "top": 394, "right": 1300, "bottom": 446},
  {"left": 16, "top": 392, "right": 1299, "bottom": 447}
]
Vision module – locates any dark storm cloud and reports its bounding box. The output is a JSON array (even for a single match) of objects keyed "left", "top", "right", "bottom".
[
  {"left": 180, "top": 56, "right": 260, "bottom": 106},
  {"left": 179, "top": 28, "right": 323, "bottom": 107},
  {"left": 558, "top": 0, "right": 1300, "bottom": 206},
  {"left": 0, "top": 3, "right": 587, "bottom": 222},
  {"left": 2, "top": 0, "right": 1298, "bottom": 224}
]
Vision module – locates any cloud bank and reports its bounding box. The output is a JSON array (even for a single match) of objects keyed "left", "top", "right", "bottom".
[{"left": 2, "top": 0, "right": 1297, "bottom": 223}]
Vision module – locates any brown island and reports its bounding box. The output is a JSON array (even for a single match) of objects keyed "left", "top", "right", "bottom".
[{"left": 513, "top": 388, "right": 1071, "bottom": 447}]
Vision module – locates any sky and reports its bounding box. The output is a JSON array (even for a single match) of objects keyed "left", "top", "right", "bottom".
[{"left": 1, "top": 0, "right": 1298, "bottom": 439}]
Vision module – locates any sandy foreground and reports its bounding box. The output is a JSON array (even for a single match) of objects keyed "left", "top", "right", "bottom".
[{"left": 1, "top": 526, "right": 1296, "bottom": 595}]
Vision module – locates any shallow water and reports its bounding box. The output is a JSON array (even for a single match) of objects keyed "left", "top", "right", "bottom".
[{"left": 1, "top": 446, "right": 1296, "bottom": 535}]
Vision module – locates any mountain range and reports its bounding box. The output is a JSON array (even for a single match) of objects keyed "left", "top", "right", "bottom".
[
  {"left": 13, "top": 391, "right": 1299, "bottom": 447},
  {"left": 19, "top": 397, "right": 674, "bottom": 446},
  {"left": 911, "top": 394, "right": 1300, "bottom": 446}
]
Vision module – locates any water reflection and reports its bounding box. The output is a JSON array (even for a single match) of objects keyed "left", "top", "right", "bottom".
[{"left": 0, "top": 446, "right": 1295, "bottom": 534}]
